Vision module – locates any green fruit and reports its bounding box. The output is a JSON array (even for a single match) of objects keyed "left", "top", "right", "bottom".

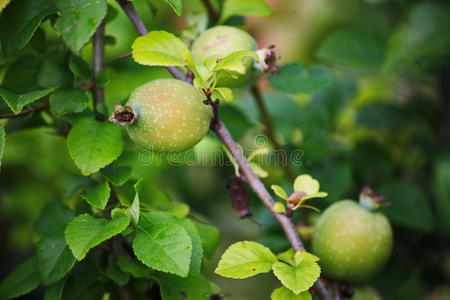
[
  {"left": 312, "top": 200, "right": 392, "bottom": 283},
  {"left": 191, "top": 25, "right": 257, "bottom": 87},
  {"left": 352, "top": 285, "right": 381, "bottom": 300},
  {"left": 124, "top": 79, "right": 212, "bottom": 151}
]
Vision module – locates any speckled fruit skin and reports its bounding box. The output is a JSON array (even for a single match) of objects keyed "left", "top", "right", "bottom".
[
  {"left": 190, "top": 26, "right": 257, "bottom": 87},
  {"left": 312, "top": 200, "right": 392, "bottom": 283},
  {"left": 125, "top": 79, "right": 212, "bottom": 151}
]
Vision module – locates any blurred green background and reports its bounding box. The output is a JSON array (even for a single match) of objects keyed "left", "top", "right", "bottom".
[{"left": 1, "top": 0, "right": 450, "bottom": 299}]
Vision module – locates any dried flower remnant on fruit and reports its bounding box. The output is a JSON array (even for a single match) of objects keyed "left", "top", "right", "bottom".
[
  {"left": 359, "top": 187, "right": 389, "bottom": 210},
  {"left": 254, "top": 45, "right": 278, "bottom": 74},
  {"left": 109, "top": 103, "right": 135, "bottom": 125}
]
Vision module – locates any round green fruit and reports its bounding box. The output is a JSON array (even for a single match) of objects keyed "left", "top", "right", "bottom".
[
  {"left": 352, "top": 285, "right": 381, "bottom": 300},
  {"left": 190, "top": 25, "right": 258, "bottom": 87},
  {"left": 124, "top": 79, "right": 212, "bottom": 151},
  {"left": 312, "top": 200, "right": 392, "bottom": 283}
]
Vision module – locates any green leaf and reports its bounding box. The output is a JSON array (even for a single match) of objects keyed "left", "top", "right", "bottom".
[
  {"left": 192, "top": 220, "right": 220, "bottom": 259},
  {"left": 58, "top": 174, "right": 91, "bottom": 201},
  {"left": 293, "top": 175, "right": 320, "bottom": 195},
  {"left": 433, "top": 157, "right": 450, "bottom": 235},
  {"left": 0, "top": 257, "right": 40, "bottom": 299},
  {"left": 163, "top": 0, "right": 182, "bottom": 16},
  {"left": 250, "top": 162, "right": 269, "bottom": 178},
  {"left": 317, "top": 27, "right": 384, "bottom": 69},
  {"left": 215, "top": 241, "right": 277, "bottom": 278},
  {"left": 0, "top": 86, "right": 57, "bottom": 114},
  {"left": 65, "top": 214, "right": 131, "bottom": 260},
  {"left": 106, "top": 264, "right": 130, "bottom": 285},
  {"left": 55, "top": 0, "right": 108, "bottom": 53},
  {"left": 271, "top": 185, "right": 288, "bottom": 200},
  {"left": 0, "top": 0, "right": 56, "bottom": 56},
  {"left": 0, "top": 126, "right": 4, "bottom": 171},
  {"left": 214, "top": 50, "right": 259, "bottom": 74},
  {"left": 132, "top": 31, "right": 191, "bottom": 67},
  {"left": 37, "top": 235, "right": 76, "bottom": 285},
  {"left": 34, "top": 202, "right": 75, "bottom": 237},
  {"left": 67, "top": 118, "right": 123, "bottom": 176},
  {"left": 44, "top": 280, "right": 65, "bottom": 300},
  {"left": 271, "top": 286, "right": 312, "bottom": 300},
  {"left": 37, "top": 59, "right": 73, "bottom": 88},
  {"left": 220, "top": 0, "right": 271, "bottom": 23},
  {"left": 276, "top": 248, "right": 295, "bottom": 266},
  {"left": 130, "top": 180, "right": 143, "bottom": 225},
  {"left": 117, "top": 254, "right": 151, "bottom": 278},
  {"left": 214, "top": 87, "right": 234, "bottom": 102},
  {"left": 101, "top": 165, "right": 131, "bottom": 186},
  {"left": 379, "top": 180, "right": 435, "bottom": 232},
  {"left": 0, "top": 0, "right": 11, "bottom": 12},
  {"left": 81, "top": 180, "right": 110, "bottom": 209},
  {"left": 132, "top": 212, "right": 193, "bottom": 277},
  {"left": 156, "top": 273, "right": 213, "bottom": 300},
  {"left": 269, "top": 63, "right": 335, "bottom": 94},
  {"left": 272, "top": 260, "right": 321, "bottom": 294},
  {"left": 49, "top": 89, "right": 88, "bottom": 117},
  {"left": 68, "top": 55, "right": 91, "bottom": 80}
]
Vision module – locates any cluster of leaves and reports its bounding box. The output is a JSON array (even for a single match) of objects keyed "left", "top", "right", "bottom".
[{"left": 216, "top": 241, "right": 320, "bottom": 300}]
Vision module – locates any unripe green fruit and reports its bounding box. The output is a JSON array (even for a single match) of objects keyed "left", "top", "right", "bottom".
[
  {"left": 191, "top": 26, "right": 258, "bottom": 87},
  {"left": 352, "top": 285, "right": 381, "bottom": 300},
  {"left": 125, "top": 79, "right": 212, "bottom": 151},
  {"left": 312, "top": 200, "right": 392, "bottom": 283}
]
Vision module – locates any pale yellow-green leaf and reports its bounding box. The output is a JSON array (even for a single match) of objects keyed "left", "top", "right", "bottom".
[
  {"left": 250, "top": 162, "right": 268, "bottom": 178},
  {"left": 271, "top": 185, "right": 288, "bottom": 200},
  {"left": 293, "top": 174, "right": 320, "bottom": 195},
  {"left": 273, "top": 202, "right": 286, "bottom": 214},
  {"left": 215, "top": 241, "right": 277, "bottom": 278},
  {"left": 272, "top": 260, "right": 321, "bottom": 294},
  {"left": 0, "top": 0, "right": 11, "bottom": 12},
  {"left": 295, "top": 251, "right": 320, "bottom": 264},
  {"left": 248, "top": 147, "right": 269, "bottom": 162},
  {"left": 271, "top": 286, "right": 312, "bottom": 300},
  {"left": 215, "top": 87, "right": 234, "bottom": 102},
  {"left": 214, "top": 51, "right": 259, "bottom": 74},
  {"left": 132, "top": 31, "right": 191, "bottom": 66}
]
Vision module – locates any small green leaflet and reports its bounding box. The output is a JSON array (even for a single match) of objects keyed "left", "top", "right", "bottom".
[
  {"left": 132, "top": 212, "right": 193, "bottom": 277},
  {"left": 65, "top": 214, "right": 131, "bottom": 260},
  {"left": 49, "top": 89, "right": 88, "bottom": 117},
  {"left": 215, "top": 241, "right": 277, "bottom": 278},
  {"left": 269, "top": 63, "right": 335, "bottom": 94},
  {"left": 101, "top": 165, "right": 131, "bottom": 186},
  {"left": 214, "top": 51, "right": 259, "bottom": 74},
  {"left": 67, "top": 118, "right": 123, "bottom": 176},
  {"left": 271, "top": 185, "right": 288, "bottom": 200},
  {"left": 272, "top": 259, "right": 320, "bottom": 294},
  {"left": 271, "top": 286, "right": 312, "bottom": 300},
  {"left": 0, "top": 86, "right": 57, "bottom": 114},
  {"left": 0, "top": 257, "right": 40, "bottom": 299},
  {"left": 55, "top": 0, "right": 108, "bottom": 53},
  {"left": 44, "top": 280, "right": 65, "bottom": 300},
  {"left": 132, "top": 31, "right": 191, "bottom": 67},
  {"left": 220, "top": 0, "right": 271, "bottom": 23},
  {"left": 0, "top": 0, "right": 11, "bottom": 12},
  {"left": 163, "top": 0, "right": 182, "bottom": 16},
  {"left": 130, "top": 179, "right": 143, "bottom": 225},
  {"left": 0, "top": 126, "right": 4, "bottom": 171},
  {"left": 81, "top": 180, "right": 111, "bottom": 210},
  {"left": 213, "top": 87, "right": 234, "bottom": 103},
  {"left": 37, "top": 235, "right": 76, "bottom": 285}
]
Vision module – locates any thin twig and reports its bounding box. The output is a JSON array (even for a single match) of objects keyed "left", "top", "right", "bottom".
[
  {"left": 201, "top": 0, "right": 220, "bottom": 24},
  {"left": 92, "top": 20, "right": 106, "bottom": 111},
  {"left": 115, "top": 0, "right": 191, "bottom": 83},
  {"left": 0, "top": 103, "right": 50, "bottom": 119},
  {"left": 116, "top": 4, "right": 332, "bottom": 300},
  {"left": 251, "top": 85, "right": 295, "bottom": 180}
]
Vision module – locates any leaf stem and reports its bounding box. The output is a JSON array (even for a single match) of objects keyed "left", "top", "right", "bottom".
[
  {"left": 0, "top": 103, "right": 50, "bottom": 119},
  {"left": 251, "top": 84, "right": 295, "bottom": 180},
  {"left": 116, "top": 3, "right": 332, "bottom": 299},
  {"left": 201, "top": 0, "right": 220, "bottom": 24}
]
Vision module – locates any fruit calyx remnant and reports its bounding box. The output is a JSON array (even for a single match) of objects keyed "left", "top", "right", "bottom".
[
  {"left": 109, "top": 102, "right": 136, "bottom": 126},
  {"left": 359, "top": 187, "right": 389, "bottom": 211},
  {"left": 254, "top": 45, "right": 278, "bottom": 75}
]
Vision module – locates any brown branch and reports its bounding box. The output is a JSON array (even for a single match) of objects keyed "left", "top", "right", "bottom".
[
  {"left": 201, "top": 0, "right": 219, "bottom": 24},
  {"left": 92, "top": 20, "right": 106, "bottom": 111},
  {"left": 116, "top": 4, "right": 332, "bottom": 300},
  {"left": 0, "top": 103, "right": 50, "bottom": 119},
  {"left": 115, "top": 0, "right": 191, "bottom": 83},
  {"left": 251, "top": 85, "right": 295, "bottom": 180}
]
